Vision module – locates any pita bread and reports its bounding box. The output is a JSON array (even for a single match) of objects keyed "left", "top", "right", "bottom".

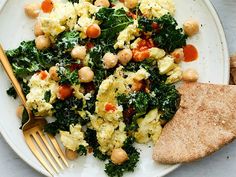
[{"left": 153, "top": 82, "right": 236, "bottom": 164}]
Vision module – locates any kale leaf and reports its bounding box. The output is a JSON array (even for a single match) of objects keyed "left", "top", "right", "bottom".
[
  {"left": 139, "top": 14, "right": 187, "bottom": 53},
  {"left": 44, "top": 90, "right": 51, "bottom": 103},
  {"left": 153, "top": 83, "right": 180, "bottom": 120},
  {"left": 55, "top": 31, "right": 80, "bottom": 52},
  {"left": 88, "top": 45, "right": 106, "bottom": 87},
  {"left": 104, "top": 137, "right": 140, "bottom": 177},
  {"left": 77, "top": 145, "right": 87, "bottom": 156},
  {"left": 58, "top": 67, "right": 80, "bottom": 85},
  {"left": 96, "top": 8, "right": 133, "bottom": 42},
  {"left": 44, "top": 96, "right": 84, "bottom": 135},
  {"left": 84, "top": 128, "right": 109, "bottom": 161},
  {"left": 67, "top": 0, "right": 80, "bottom": 3},
  {"left": 20, "top": 108, "right": 29, "bottom": 129},
  {"left": 6, "top": 87, "right": 17, "bottom": 99}
]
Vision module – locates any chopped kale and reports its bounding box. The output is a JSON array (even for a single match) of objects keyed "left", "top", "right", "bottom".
[
  {"left": 44, "top": 96, "right": 84, "bottom": 135},
  {"left": 58, "top": 67, "right": 80, "bottom": 85},
  {"left": 85, "top": 128, "right": 98, "bottom": 149},
  {"left": 77, "top": 145, "right": 87, "bottom": 156},
  {"left": 104, "top": 137, "right": 140, "bottom": 177},
  {"left": 55, "top": 31, "right": 80, "bottom": 52},
  {"left": 85, "top": 128, "right": 109, "bottom": 161},
  {"left": 94, "top": 148, "right": 109, "bottom": 161},
  {"left": 85, "top": 93, "right": 96, "bottom": 114},
  {"left": 44, "top": 90, "right": 51, "bottom": 103},
  {"left": 96, "top": 8, "right": 133, "bottom": 42},
  {"left": 88, "top": 45, "right": 109, "bottom": 88},
  {"left": 6, "top": 87, "right": 17, "bottom": 99},
  {"left": 139, "top": 14, "right": 187, "bottom": 52},
  {"left": 6, "top": 79, "right": 30, "bottom": 99},
  {"left": 20, "top": 108, "right": 29, "bottom": 129},
  {"left": 153, "top": 83, "right": 180, "bottom": 120}
]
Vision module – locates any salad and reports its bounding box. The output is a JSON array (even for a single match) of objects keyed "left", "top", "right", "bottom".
[{"left": 6, "top": 0, "right": 200, "bottom": 176}]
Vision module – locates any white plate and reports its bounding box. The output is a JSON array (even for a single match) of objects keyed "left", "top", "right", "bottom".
[{"left": 0, "top": 0, "right": 229, "bottom": 177}]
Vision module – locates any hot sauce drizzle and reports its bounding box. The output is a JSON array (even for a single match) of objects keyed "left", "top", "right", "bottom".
[{"left": 183, "top": 44, "right": 198, "bottom": 62}]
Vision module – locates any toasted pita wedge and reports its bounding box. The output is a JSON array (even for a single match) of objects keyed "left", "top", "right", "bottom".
[{"left": 153, "top": 82, "right": 236, "bottom": 164}]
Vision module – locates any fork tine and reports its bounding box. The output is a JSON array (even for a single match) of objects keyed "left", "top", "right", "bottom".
[
  {"left": 48, "top": 134, "right": 69, "bottom": 167},
  {"left": 37, "top": 130, "right": 64, "bottom": 170},
  {"left": 31, "top": 133, "right": 60, "bottom": 174},
  {"left": 24, "top": 134, "right": 54, "bottom": 176}
]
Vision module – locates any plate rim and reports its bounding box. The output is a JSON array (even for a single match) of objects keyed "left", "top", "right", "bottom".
[{"left": 0, "top": 0, "right": 229, "bottom": 177}]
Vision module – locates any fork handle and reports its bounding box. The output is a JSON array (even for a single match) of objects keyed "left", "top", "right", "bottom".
[{"left": 0, "top": 45, "right": 27, "bottom": 108}]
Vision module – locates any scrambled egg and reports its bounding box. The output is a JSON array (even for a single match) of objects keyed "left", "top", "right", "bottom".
[
  {"left": 114, "top": 20, "right": 140, "bottom": 49},
  {"left": 96, "top": 66, "right": 150, "bottom": 122},
  {"left": 139, "top": 0, "right": 175, "bottom": 18},
  {"left": 166, "top": 66, "right": 182, "bottom": 84},
  {"left": 134, "top": 109, "right": 162, "bottom": 143},
  {"left": 74, "top": 2, "right": 99, "bottom": 17},
  {"left": 149, "top": 47, "right": 166, "bottom": 60},
  {"left": 60, "top": 124, "right": 88, "bottom": 151},
  {"left": 26, "top": 71, "right": 58, "bottom": 116},
  {"left": 157, "top": 55, "right": 182, "bottom": 83},
  {"left": 158, "top": 55, "right": 176, "bottom": 75},
  {"left": 74, "top": 2, "right": 100, "bottom": 39},
  {"left": 90, "top": 116, "right": 127, "bottom": 154},
  {"left": 40, "top": 2, "right": 77, "bottom": 37}
]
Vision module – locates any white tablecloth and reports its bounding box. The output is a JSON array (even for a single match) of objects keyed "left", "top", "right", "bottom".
[{"left": 1, "top": 0, "right": 236, "bottom": 176}]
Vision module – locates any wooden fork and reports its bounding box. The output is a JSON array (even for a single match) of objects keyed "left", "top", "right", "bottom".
[{"left": 0, "top": 45, "right": 68, "bottom": 176}]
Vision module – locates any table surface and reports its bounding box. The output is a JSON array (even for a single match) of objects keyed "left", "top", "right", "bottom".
[{"left": 1, "top": 0, "right": 236, "bottom": 177}]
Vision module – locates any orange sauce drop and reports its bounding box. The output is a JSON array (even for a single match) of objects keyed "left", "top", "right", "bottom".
[
  {"left": 39, "top": 71, "right": 48, "bottom": 80},
  {"left": 41, "top": 0, "right": 54, "bottom": 13},
  {"left": 105, "top": 103, "right": 116, "bottom": 112},
  {"left": 183, "top": 44, "right": 198, "bottom": 62}
]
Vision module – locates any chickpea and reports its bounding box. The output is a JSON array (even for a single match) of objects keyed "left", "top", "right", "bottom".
[
  {"left": 171, "top": 48, "right": 184, "bottom": 64},
  {"left": 111, "top": 148, "right": 128, "bottom": 165},
  {"left": 117, "top": 49, "right": 133, "bottom": 66},
  {"left": 16, "top": 105, "right": 24, "bottom": 119},
  {"left": 78, "top": 67, "right": 94, "bottom": 83},
  {"left": 183, "top": 19, "right": 200, "bottom": 36},
  {"left": 124, "top": 0, "right": 138, "bottom": 9},
  {"left": 71, "top": 46, "right": 87, "bottom": 60},
  {"left": 103, "top": 53, "right": 118, "bottom": 69},
  {"left": 182, "top": 68, "right": 199, "bottom": 82},
  {"left": 94, "top": 0, "right": 110, "bottom": 7},
  {"left": 34, "top": 21, "right": 44, "bottom": 37},
  {"left": 65, "top": 148, "right": 78, "bottom": 160},
  {"left": 24, "top": 3, "right": 41, "bottom": 19},
  {"left": 49, "top": 66, "right": 59, "bottom": 81},
  {"left": 35, "top": 35, "right": 51, "bottom": 50},
  {"left": 86, "top": 24, "right": 101, "bottom": 39}
]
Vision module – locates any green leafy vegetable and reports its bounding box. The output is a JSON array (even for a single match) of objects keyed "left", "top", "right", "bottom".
[
  {"left": 153, "top": 83, "right": 180, "bottom": 120},
  {"left": 85, "top": 128, "right": 109, "bottom": 161},
  {"left": 94, "top": 148, "right": 109, "bottom": 161},
  {"left": 96, "top": 8, "right": 133, "bottom": 42},
  {"left": 44, "top": 90, "right": 51, "bottom": 103},
  {"left": 20, "top": 108, "right": 29, "bottom": 129},
  {"left": 6, "top": 79, "right": 30, "bottom": 99},
  {"left": 58, "top": 67, "right": 80, "bottom": 85},
  {"left": 139, "top": 14, "right": 187, "bottom": 52},
  {"left": 104, "top": 137, "right": 140, "bottom": 177},
  {"left": 44, "top": 96, "right": 84, "bottom": 135},
  {"left": 6, "top": 87, "right": 17, "bottom": 99},
  {"left": 77, "top": 145, "right": 87, "bottom": 156},
  {"left": 55, "top": 31, "right": 80, "bottom": 52}
]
